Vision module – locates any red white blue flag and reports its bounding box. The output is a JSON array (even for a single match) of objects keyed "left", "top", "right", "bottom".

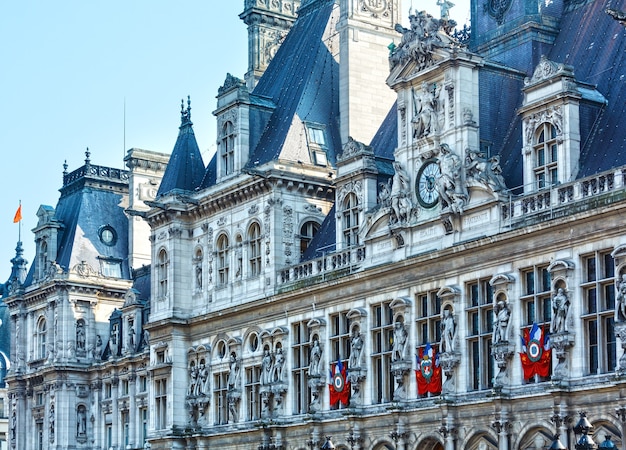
[
  {"left": 328, "top": 358, "right": 350, "bottom": 406},
  {"left": 520, "top": 323, "right": 551, "bottom": 380},
  {"left": 416, "top": 343, "right": 441, "bottom": 396}
]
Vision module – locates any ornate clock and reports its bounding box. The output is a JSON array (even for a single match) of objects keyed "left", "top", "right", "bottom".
[{"left": 416, "top": 159, "right": 441, "bottom": 208}]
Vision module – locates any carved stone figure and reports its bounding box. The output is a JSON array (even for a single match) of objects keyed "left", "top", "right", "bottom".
[
  {"left": 437, "top": 0, "right": 455, "bottom": 19},
  {"left": 196, "top": 264, "right": 202, "bottom": 289},
  {"left": 616, "top": 274, "right": 626, "bottom": 322},
  {"left": 273, "top": 347, "right": 285, "bottom": 382},
  {"left": 551, "top": 288, "right": 570, "bottom": 333},
  {"left": 260, "top": 348, "right": 273, "bottom": 386},
  {"left": 465, "top": 148, "right": 508, "bottom": 193},
  {"left": 349, "top": 328, "right": 363, "bottom": 369},
  {"left": 437, "top": 143, "right": 468, "bottom": 213},
  {"left": 492, "top": 299, "right": 511, "bottom": 343},
  {"left": 392, "top": 321, "right": 408, "bottom": 362},
  {"left": 76, "top": 321, "right": 85, "bottom": 351},
  {"left": 412, "top": 82, "right": 437, "bottom": 138},
  {"left": 110, "top": 324, "right": 119, "bottom": 356},
  {"left": 77, "top": 405, "right": 87, "bottom": 436},
  {"left": 309, "top": 338, "right": 322, "bottom": 377},
  {"left": 390, "top": 162, "right": 413, "bottom": 223},
  {"left": 440, "top": 308, "right": 455, "bottom": 353},
  {"left": 196, "top": 360, "right": 210, "bottom": 396},
  {"left": 390, "top": 11, "right": 448, "bottom": 70},
  {"left": 227, "top": 353, "right": 240, "bottom": 390},
  {"left": 188, "top": 363, "right": 198, "bottom": 396}
]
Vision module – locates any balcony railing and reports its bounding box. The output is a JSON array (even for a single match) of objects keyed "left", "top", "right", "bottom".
[{"left": 278, "top": 246, "right": 366, "bottom": 287}]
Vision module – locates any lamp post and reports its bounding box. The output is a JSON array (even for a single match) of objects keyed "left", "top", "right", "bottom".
[
  {"left": 573, "top": 412, "right": 597, "bottom": 450},
  {"left": 598, "top": 435, "right": 617, "bottom": 449},
  {"left": 346, "top": 430, "right": 360, "bottom": 450},
  {"left": 549, "top": 434, "right": 568, "bottom": 450}
]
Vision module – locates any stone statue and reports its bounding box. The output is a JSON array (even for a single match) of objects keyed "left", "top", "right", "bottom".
[
  {"left": 392, "top": 321, "right": 408, "bottom": 362},
  {"left": 128, "top": 325, "right": 135, "bottom": 350},
  {"left": 76, "top": 406, "right": 87, "bottom": 436},
  {"left": 492, "top": 299, "right": 511, "bottom": 344},
  {"left": 188, "top": 363, "right": 198, "bottom": 396},
  {"left": 615, "top": 274, "right": 626, "bottom": 322},
  {"left": 437, "top": 143, "right": 468, "bottom": 213},
  {"left": 349, "top": 328, "right": 363, "bottom": 369},
  {"left": 110, "top": 324, "right": 119, "bottom": 356},
  {"left": 309, "top": 338, "right": 322, "bottom": 377},
  {"left": 440, "top": 308, "right": 455, "bottom": 353},
  {"left": 76, "top": 321, "right": 85, "bottom": 351},
  {"left": 465, "top": 148, "right": 508, "bottom": 193},
  {"left": 412, "top": 82, "right": 437, "bottom": 138},
  {"left": 196, "top": 265, "right": 202, "bottom": 289},
  {"left": 197, "top": 360, "right": 210, "bottom": 396},
  {"left": 227, "top": 353, "right": 240, "bottom": 390},
  {"left": 550, "top": 288, "right": 570, "bottom": 333},
  {"left": 437, "top": 0, "right": 455, "bottom": 19},
  {"left": 390, "top": 162, "right": 413, "bottom": 223},
  {"left": 273, "top": 347, "right": 285, "bottom": 382},
  {"left": 260, "top": 348, "right": 273, "bottom": 386}
]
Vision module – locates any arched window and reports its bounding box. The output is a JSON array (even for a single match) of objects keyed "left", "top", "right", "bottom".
[
  {"left": 342, "top": 193, "right": 359, "bottom": 247},
  {"left": 299, "top": 221, "right": 320, "bottom": 257},
  {"left": 36, "top": 318, "right": 47, "bottom": 359},
  {"left": 217, "top": 234, "right": 229, "bottom": 286},
  {"left": 248, "top": 222, "right": 262, "bottom": 277},
  {"left": 533, "top": 122, "right": 558, "bottom": 189},
  {"left": 158, "top": 249, "right": 169, "bottom": 298},
  {"left": 221, "top": 121, "right": 235, "bottom": 176}
]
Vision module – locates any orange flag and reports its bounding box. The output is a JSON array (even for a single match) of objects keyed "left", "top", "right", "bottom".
[{"left": 13, "top": 204, "right": 22, "bottom": 223}]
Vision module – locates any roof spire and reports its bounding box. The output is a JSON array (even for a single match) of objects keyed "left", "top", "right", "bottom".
[{"left": 181, "top": 95, "right": 192, "bottom": 127}]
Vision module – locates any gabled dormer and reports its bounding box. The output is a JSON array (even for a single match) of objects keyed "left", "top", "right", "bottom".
[
  {"left": 213, "top": 74, "right": 266, "bottom": 182},
  {"left": 519, "top": 56, "right": 607, "bottom": 193}
]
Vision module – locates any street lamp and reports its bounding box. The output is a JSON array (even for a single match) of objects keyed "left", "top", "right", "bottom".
[
  {"left": 598, "top": 435, "right": 616, "bottom": 449},
  {"left": 321, "top": 436, "right": 335, "bottom": 450},
  {"left": 549, "top": 434, "right": 568, "bottom": 450},
  {"left": 573, "top": 412, "right": 597, "bottom": 450}
]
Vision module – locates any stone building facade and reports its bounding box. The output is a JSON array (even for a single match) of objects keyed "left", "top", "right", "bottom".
[{"left": 4, "top": 0, "right": 626, "bottom": 449}]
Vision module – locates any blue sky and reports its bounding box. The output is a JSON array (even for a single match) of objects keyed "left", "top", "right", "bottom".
[{"left": 0, "top": 1, "right": 469, "bottom": 275}]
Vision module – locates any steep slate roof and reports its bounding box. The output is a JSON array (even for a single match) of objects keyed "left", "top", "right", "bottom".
[
  {"left": 157, "top": 98, "right": 205, "bottom": 197},
  {"left": 23, "top": 165, "right": 132, "bottom": 286},
  {"left": 549, "top": 0, "right": 626, "bottom": 176},
  {"left": 246, "top": 0, "right": 341, "bottom": 168},
  {"left": 485, "top": 0, "right": 626, "bottom": 188}
]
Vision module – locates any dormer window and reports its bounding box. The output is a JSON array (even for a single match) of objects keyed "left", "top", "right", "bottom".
[
  {"left": 342, "top": 193, "right": 360, "bottom": 248},
  {"left": 306, "top": 124, "right": 328, "bottom": 166},
  {"left": 534, "top": 122, "right": 558, "bottom": 189},
  {"left": 221, "top": 121, "right": 235, "bottom": 176}
]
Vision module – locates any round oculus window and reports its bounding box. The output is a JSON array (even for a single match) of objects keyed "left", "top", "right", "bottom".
[{"left": 99, "top": 225, "right": 117, "bottom": 246}]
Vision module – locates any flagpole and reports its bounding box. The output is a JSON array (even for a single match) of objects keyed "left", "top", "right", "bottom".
[{"left": 18, "top": 200, "right": 21, "bottom": 243}]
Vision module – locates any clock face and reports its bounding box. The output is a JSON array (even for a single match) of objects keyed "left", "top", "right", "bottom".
[{"left": 416, "top": 160, "right": 441, "bottom": 208}]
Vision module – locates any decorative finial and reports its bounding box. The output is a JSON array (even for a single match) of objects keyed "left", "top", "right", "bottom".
[
  {"left": 180, "top": 96, "right": 192, "bottom": 125},
  {"left": 63, "top": 160, "right": 68, "bottom": 175},
  {"left": 85, "top": 147, "right": 91, "bottom": 165}
]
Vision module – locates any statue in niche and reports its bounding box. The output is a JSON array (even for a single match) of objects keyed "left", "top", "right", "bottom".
[
  {"left": 465, "top": 148, "right": 508, "bottom": 193},
  {"left": 440, "top": 308, "right": 456, "bottom": 353},
  {"left": 492, "top": 299, "right": 511, "bottom": 344},
  {"left": 412, "top": 82, "right": 438, "bottom": 138},
  {"left": 437, "top": 143, "right": 468, "bottom": 213},
  {"left": 260, "top": 348, "right": 273, "bottom": 386},
  {"left": 196, "top": 265, "right": 202, "bottom": 289},
  {"left": 188, "top": 362, "right": 198, "bottom": 396},
  {"left": 196, "top": 360, "right": 209, "bottom": 396},
  {"left": 76, "top": 405, "right": 87, "bottom": 437},
  {"left": 76, "top": 321, "right": 85, "bottom": 351},
  {"left": 273, "top": 347, "right": 285, "bottom": 382},
  {"left": 390, "top": 162, "right": 413, "bottom": 223},
  {"left": 349, "top": 327, "right": 364, "bottom": 369},
  {"left": 392, "top": 320, "right": 408, "bottom": 362},
  {"left": 94, "top": 335, "right": 102, "bottom": 359},
  {"left": 550, "top": 288, "right": 570, "bottom": 333},
  {"left": 227, "top": 352, "right": 240, "bottom": 390},
  {"left": 615, "top": 274, "right": 626, "bottom": 322},
  {"left": 309, "top": 337, "right": 322, "bottom": 377},
  {"left": 110, "top": 324, "right": 119, "bottom": 356}
]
